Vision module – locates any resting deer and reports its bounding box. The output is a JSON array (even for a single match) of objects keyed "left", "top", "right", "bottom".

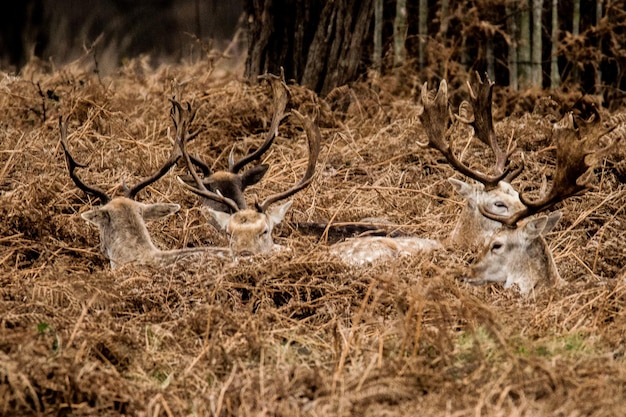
[
  {"left": 466, "top": 113, "right": 613, "bottom": 294},
  {"left": 177, "top": 71, "right": 289, "bottom": 213},
  {"left": 60, "top": 112, "right": 229, "bottom": 269},
  {"left": 325, "top": 73, "right": 524, "bottom": 266},
  {"left": 419, "top": 72, "right": 525, "bottom": 249},
  {"left": 178, "top": 108, "right": 321, "bottom": 259}
]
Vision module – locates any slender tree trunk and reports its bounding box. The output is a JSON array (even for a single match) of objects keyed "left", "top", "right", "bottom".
[
  {"left": 507, "top": 2, "right": 518, "bottom": 90},
  {"left": 373, "top": 0, "right": 383, "bottom": 71},
  {"left": 550, "top": 0, "right": 560, "bottom": 87},
  {"left": 595, "top": 0, "right": 603, "bottom": 91},
  {"left": 418, "top": 0, "right": 428, "bottom": 69},
  {"left": 519, "top": 0, "right": 531, "bottom": 88},
  {"left": 393, "top": 0, "right": 407, "bottom": 67},
  {"left": 572, "top": 0, "right": 581, "bottom": 84},
  {"left": 531, "top": 0, "right": 543, "bottom": 87}
]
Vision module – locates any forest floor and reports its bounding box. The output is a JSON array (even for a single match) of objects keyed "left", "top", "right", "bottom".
[{"left": 1, "top": 56, "right": 625, "bottom": 416}]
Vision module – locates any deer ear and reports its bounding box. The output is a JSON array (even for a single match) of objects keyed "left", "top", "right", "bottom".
[
  {"left": 207, "top": 208, "right": 232, "bottom": 230},
  {"left": 267, "top": 200, "right": 293, "bottom": 227},
  {"left": 522, "top": 216, "right": 549, "bottom": 239},
  {"left": 241, "top": 164, "right": 270, "bottom": 189},
  {"left": 448, "top": 178, "right": 478, "bottom": 198},
  {"left": 81, "top": 208, "right": 110, "bottom": 226},
  {"left": 141, "top": 203, "right": 180, "bottom": 221},
  {"left": 541, "top": 211, "right": 562, "bottom": 235}
]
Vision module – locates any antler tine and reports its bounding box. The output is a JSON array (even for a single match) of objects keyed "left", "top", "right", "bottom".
[
  {"left": 124, "top": 100, "right": 194, "bottom": 199},
  {"left": 176, "top": 177, "right": 240, "bottom": 213},
  {"left": 480, "top": 113, "right": 599, "bottom": 227},
  {"left": 256, "top": 109, "right": 321, "bottom": 213},
  {"left": 59, "top": 117, "right": 111, "bottom": 204},
  {"left": 229, "top": 68, "right": 290, "bottom": 173}
]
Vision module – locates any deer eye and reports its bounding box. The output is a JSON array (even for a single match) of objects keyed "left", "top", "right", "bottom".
[
  {"left": 494, "top": 201, "right": 506, "bottom": 208},
  {"left": 491, "top": 241, "right": 503, "bottom": 252},
  {"left": 261, "top": 229, "right": 269, "bottom": 236}
]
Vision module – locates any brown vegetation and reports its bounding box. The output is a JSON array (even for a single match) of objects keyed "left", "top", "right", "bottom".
[{"left": 1, "top": 56, "right": 625, "bottom": 416}]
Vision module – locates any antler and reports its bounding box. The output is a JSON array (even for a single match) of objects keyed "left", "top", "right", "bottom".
[
  {"left": 418, "top": 73, "right": 522, "bottom": 188},
  {"left": 123, "top": 101, "right": 196, "bottom": 199},
  {"left": 458, "top": 72, "right": 523, "bottom": 182},
  {"left": 59, "top": 117, "right": 111, "bottom": 204},
  {"left": 174, "top": 100, "right": 241, "bottom": 213},
  {"left": 479, "top": 113, "right": 607, "bottom": 226},
  {"left": 255, "top": 109, "right": 321, "bottom": 213},
  {"left": 229, "top": 68, "right": 290, "bottom": 173}
]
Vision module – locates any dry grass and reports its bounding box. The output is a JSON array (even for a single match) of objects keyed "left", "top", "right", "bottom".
[{"left": 1, "top": 56, "right": 625, "bottom": 416}]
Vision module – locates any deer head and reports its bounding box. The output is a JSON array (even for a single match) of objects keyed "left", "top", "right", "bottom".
[
  {"left": 178, "top": 109, "right": 321, "bottom": 259},
  {"left": 466, "top": 113, "right": 613, "bottom": 293},
  {"left": 176, "top": 70, "right": 290, "bottom": 213},
  {"left": 418, "top": 72, "right": 525, "bottom": 248},
  {"left": 60, "top": 113, "right": 227, "bottom": 269}
]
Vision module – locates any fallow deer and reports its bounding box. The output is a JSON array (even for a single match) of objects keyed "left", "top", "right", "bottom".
[
  {"left": 177, "top": 71, "right": 290, "bottom": 213},
  {"left": 324, "top": 73, "right": 525, "bottom": 267},
  {"left": 178, "top": 109, "right": 321, "bottom": 259},
  {"left": 60, "top": 112, "right": 229, "bottom": 269},
  {"left": 466, "top": 113, "right": 613, "bottom": 294},
  {"left": 418, "top": 72, "right": 525, "bottom": 249}
]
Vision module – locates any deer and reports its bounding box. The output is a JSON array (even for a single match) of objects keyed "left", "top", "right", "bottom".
[
  {"left": 418, "top": 72, "right": 526, "bottom": 250},
  {"left": 177, "top": 105, "right": 321, "bottom": 260},
  {"left": 177, "top": 71, "right": 290, "bottom": 213},
  {"left": 465, "top": 112, "right": 614, "bottom": 294},
  {"left": 323, "top": 73, "right": 525, "bottom": 267},
  {"left": 59, "top": 110, "right": 229, "bottom": 270}
]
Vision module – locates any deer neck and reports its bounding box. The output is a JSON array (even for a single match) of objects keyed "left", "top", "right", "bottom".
[{"left": 100, "top": 204, "right": 161, "bottom": 268}]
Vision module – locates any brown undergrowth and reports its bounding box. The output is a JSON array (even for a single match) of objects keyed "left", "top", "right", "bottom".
[{"left": 1, "top": 56, "right": 625, "bottom": 416}]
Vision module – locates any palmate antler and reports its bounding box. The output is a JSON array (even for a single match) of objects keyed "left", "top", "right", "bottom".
[
  {"left": 479, "top": 113, "right": 614, "bottom": 227},
  {"left": 60, "top": 117, "right": 182, "bottom": 202},
  {"left": 418, "top": 72, "right": 522, "bottom": 189}
]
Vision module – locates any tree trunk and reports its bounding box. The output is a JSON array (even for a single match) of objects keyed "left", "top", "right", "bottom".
[
  {"left": 594, "top": 0, "right": 602, "bottom": 91},
  {"left": 418, "top": 0, "right": 428, "bottom": 69},
  {"left": 507, "top": 2, "right": 519, "bottom": 90},
  {"left": 373, "top": 0, "right": 383, "bottom": 72},
  {"left": 245, "top": 0, "right": 373, "bottom": 95},
  {"left": 531, "top": 0, "right": 543, "bottom": 87},
  {"left": 518, "top": 0, "right": 531, "bottom": 88},
  {"left": 393, "top": 0, "right": 407, "bottom": 68},
  {"left": 550, "top": 0, "right": 560, "bottom": 87}
]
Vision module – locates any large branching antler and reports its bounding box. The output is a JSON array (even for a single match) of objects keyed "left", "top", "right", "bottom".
[
  {"left": 255, "top": 109, "right": 321, "bottom": 213},
  {"left": 418, "top": 73, "right": 522, "bottom": 188},
  {"left": 174, "top": 100, "right": 241, "bottom": 213},
  {"left": 59, "top": 117, "right": 111, "bottom": 204},
  {"left": 479, "top": 113, "right": 611, "bottom": 226},
  {"left": 457, "top": 72, "right": 523, "bottom": 182},
  {"left": 229, "top": 68, "right": 290, "bottom": 173}
]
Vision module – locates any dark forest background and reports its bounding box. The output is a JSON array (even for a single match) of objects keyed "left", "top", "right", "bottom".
[{"left": 2, "top": 1, "right": 625, "bottom": 109}]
